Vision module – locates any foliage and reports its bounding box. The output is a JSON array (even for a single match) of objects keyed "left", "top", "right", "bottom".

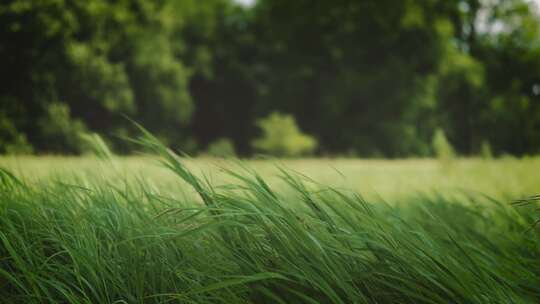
[
  {"left": 252, "top": 112, "right": 317, "bottom": 157},
  {"left": 481, "top": 140, "right": 493, "bottom": 159},
  {"left": 0, "top": 0, "right": 208, "bottom": 153},
  {"left": 0, "top": 113, "right": 33, "bottom": 155},
  {"left": 206, "top": 137, "right": 236, "bottom": 157},
  {"left": 3, "top": 135, "right": 33, "bottom": 155},
  {"left": 0, "top": 135, "right": 539, "bottom": 303},
  {"left": 1, "top": 0, "right": 540, "bottom": 156},
  {"left": 432, "top": 128, "right": 456, "bottom": 162},
  {"left": 38, "top": 103, "right": 88, "bottom": 154}
]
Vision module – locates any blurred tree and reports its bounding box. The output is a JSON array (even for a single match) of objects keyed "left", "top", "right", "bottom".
[
  {"left": 241, "top": 0, "right": 454, "bottom": 156},
  {"left": 433, "top": 17, "right": 486, "bottom": 155},
  {"left": 472, "top": 0, "right": 540, "bottom": 155},
  {"left": 0, "top": 0, "right": 201, "bottom": 153},
  {"left": 0, "top": 0, "right": 539, "bottom": 156},
  {"left": 187, "top": 0, "right": 260, "bottom": 155}
]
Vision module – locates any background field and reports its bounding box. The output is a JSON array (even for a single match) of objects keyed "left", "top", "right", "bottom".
[{"left": 2, "top": 156, "right": 539, "bottom": 202}]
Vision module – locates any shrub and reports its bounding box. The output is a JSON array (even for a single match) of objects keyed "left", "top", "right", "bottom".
[
  {"left": 4, "top": 134, "right": 33, "bottom": 155},
  {"left": 252, "top": 112, "right": 317, "bottom": 157},
  {"left": 0, "top": 113, "right": 33, "bottom": 155},
  {"left": 432, "top": 128, "right": 455, "bottom": 162},
  {"left": 480, "top": 140, "right": 493, "bottom": 159},
  {"left": 206, "top": 138, "right": 236, "bottom": 158},
  {"left": 39, "top": 102, "right": 88, "bottom": 154}
]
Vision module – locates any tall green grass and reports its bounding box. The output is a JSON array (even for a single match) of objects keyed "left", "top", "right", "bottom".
[{"left": 0, "top": 131, "right": 539, "bottom": 303}]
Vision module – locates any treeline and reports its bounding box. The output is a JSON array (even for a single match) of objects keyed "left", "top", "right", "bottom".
[{"left": 1, "top": 0, "right": 539, "bottom": 157}]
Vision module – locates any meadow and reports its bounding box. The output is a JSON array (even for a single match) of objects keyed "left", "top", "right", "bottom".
[
  {"left": 0, "top": 134, "right": 539, "bottom": 303},
  {"left": 2, "top": 154, "right": 540, "bottom": 202}
]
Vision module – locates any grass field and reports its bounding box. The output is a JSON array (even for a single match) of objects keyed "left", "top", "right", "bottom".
[
  {"left": 1, "top": 154, "right": 540, "bottom": 201},
  {"left": 1, "top": 136, "right": 539, "bottom": 303}
]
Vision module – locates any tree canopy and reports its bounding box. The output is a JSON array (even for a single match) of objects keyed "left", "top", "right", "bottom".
[{"left": 1, "top": 0, "right": 539, "bottom": 157}]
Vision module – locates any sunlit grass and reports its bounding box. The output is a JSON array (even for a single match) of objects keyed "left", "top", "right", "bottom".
[{"left": 1, "top": 155, "right": 539, "bottom": 201}]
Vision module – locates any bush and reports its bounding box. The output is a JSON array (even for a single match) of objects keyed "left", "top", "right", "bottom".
[
  {"left": 206, "top": 138, "right": 236, "bottom": 158},
  {"left": 4, "top": 134, "right": 33, "bottom": 155},
  {"left": 480, "top": 140, "right": 493, "bottom": 159},
  {"left": 252, "top": 112, "right": 317, "bottom": 157},
  {"left": 0, "top": 113, "right": 33, "bottom": 155},
  {"left": 432, "top": 128, "right": 455, "bottom": 162},
  {"left": 39, "top": 102, "right": 88, "bottom": 154}
]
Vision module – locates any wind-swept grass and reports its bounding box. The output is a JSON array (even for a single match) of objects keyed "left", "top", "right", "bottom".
[{"left": 1, "top": 133, "right": 539, "bottom": 303}]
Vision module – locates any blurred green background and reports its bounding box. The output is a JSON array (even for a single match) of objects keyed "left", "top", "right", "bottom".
[{"left": 1, "top": 0, "right": 540, "bottom": 158}]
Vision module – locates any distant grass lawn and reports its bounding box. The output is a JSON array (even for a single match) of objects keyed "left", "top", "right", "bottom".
[{"left": 1, "top": 155, "right": 539, "bottom": 201}]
